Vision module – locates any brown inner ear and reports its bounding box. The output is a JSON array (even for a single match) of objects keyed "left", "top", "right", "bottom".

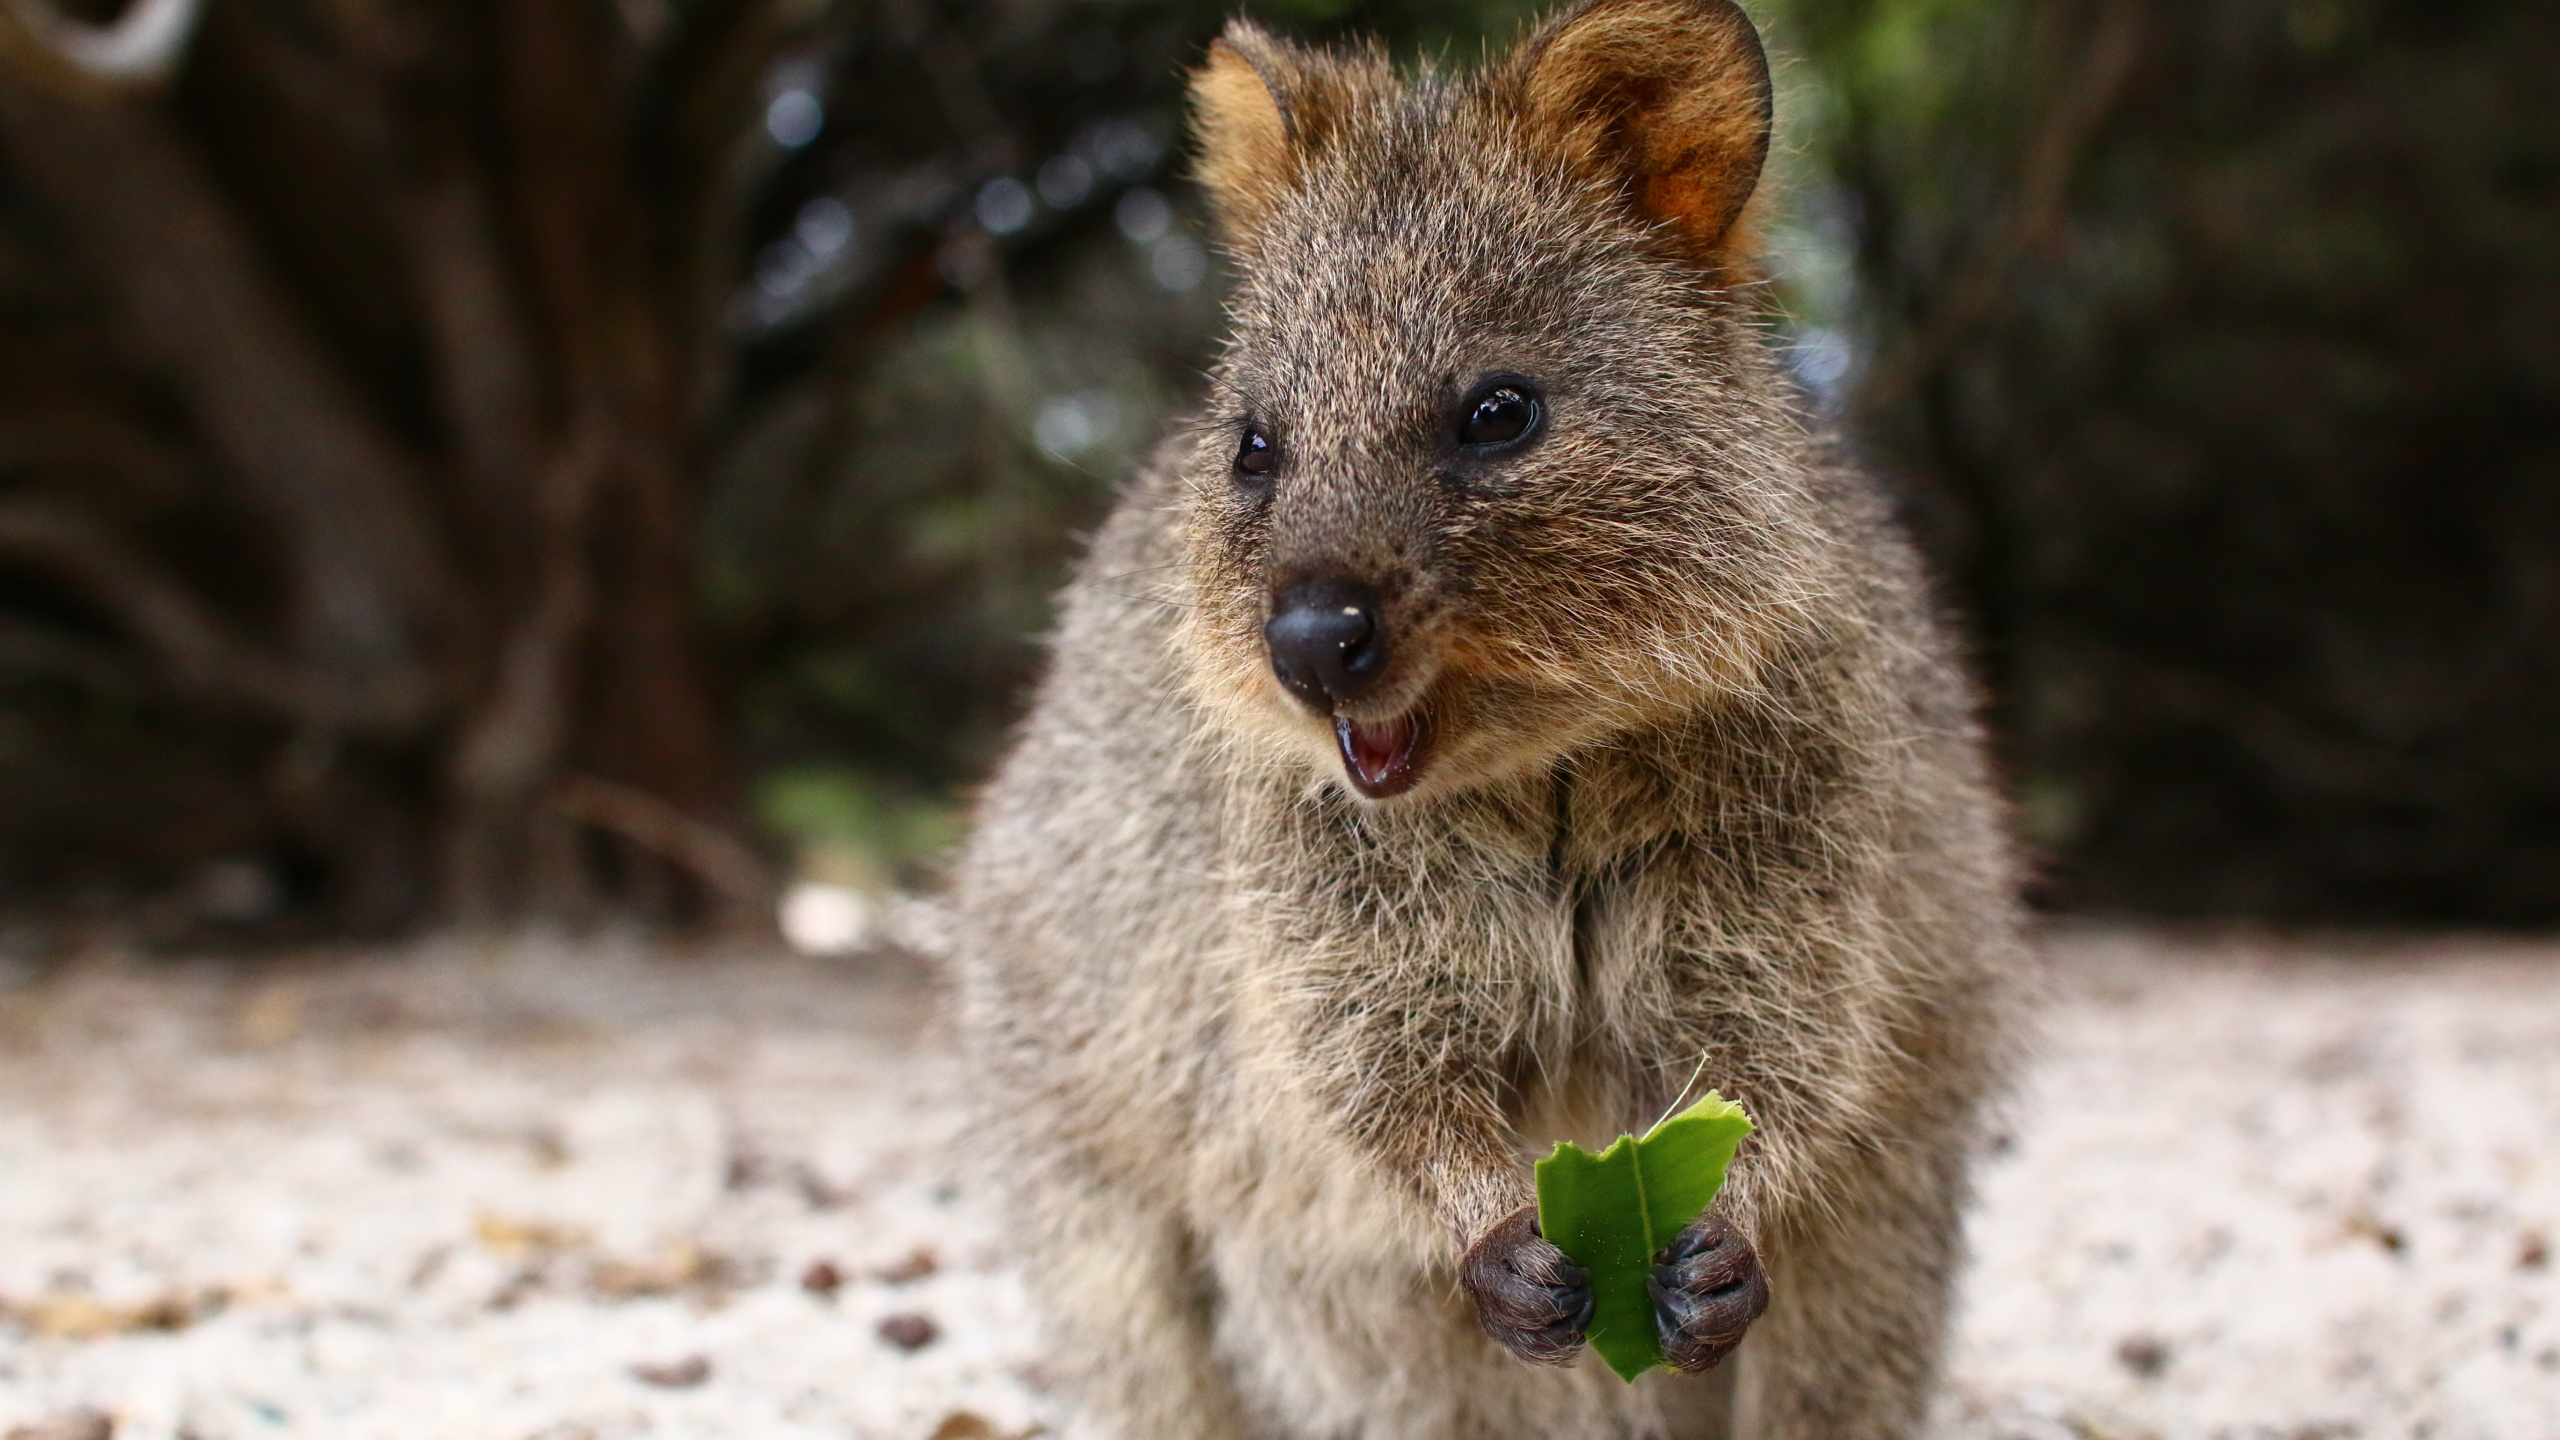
[{"left": 1517, "top": 0, "right": 1773, "bottom": 255}]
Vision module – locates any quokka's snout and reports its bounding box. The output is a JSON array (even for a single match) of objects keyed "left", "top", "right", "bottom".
[
  {"left": 1263, "top": 568, "right": 1437, "bottom": 798},
  {"left": 1264, "top": 574, "right": 1389, "bottom": 711}
]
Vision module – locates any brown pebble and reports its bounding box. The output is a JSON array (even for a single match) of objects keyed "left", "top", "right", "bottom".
[
  {"left": 800, "top": 1259, "right": 844, "bottom": 1296},
  {"left": 2113, "top": 1332, "right": 2172, "bottom": 1379},
  {"left": 6, "top": 1411, "right": 114, "bottom": 1440},
  {"left": 629, "top": 1354, "right": 712, "bottom": 1388},
  {"left": 2520, "top": 1231, "right": 2550, "bottom": 1271},
  {"left": 877, "top": 1311, "right": 940, "bottom": 1350},
  {"left": 876, "top": 1247, "right": 939, "bottom": 1285},
  {"left": 929, "top": 1414, "right": 997, "bottom": 1440},
  {"left": 2361, "top": 1213, "right": 2406, "bottom": 1254}
]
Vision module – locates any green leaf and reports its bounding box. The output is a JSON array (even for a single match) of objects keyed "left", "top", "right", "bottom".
[{"left": 1533, "top": 1091, "right": 1754, "bottom": 1382}]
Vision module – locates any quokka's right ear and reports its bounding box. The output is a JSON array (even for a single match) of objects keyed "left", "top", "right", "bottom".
[
  {"left": 1512, "top": 0, "right": 1774, "bottom": 262},
  {"left": 1188, "top": 20, "right": 1357, "bottom": 243}
]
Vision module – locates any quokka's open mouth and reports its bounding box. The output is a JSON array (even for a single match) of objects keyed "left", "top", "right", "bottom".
[{"left": 1335, "top": 710, "right": 1429, "bottom": 798}]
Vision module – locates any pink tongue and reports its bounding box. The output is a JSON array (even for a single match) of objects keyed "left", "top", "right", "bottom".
[{"left": 1335, "top": 715, "right": 1419, "bottom": 794}]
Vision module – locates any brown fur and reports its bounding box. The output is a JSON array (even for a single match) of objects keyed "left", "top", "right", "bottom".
[{"left": 955, "top": 2, "right": 2026, "bottom": 1435}]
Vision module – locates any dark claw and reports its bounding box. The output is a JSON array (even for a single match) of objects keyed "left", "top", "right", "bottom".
[
  {"left": 1649, "top": 1213, "right": 1769, "bottom": 1372},
  {"left": 1461, "top": 1204, "right": 1594, "bottom": 1366},
  {"left": 1657, "top": 1220, "right": 1724, "bottom": 1267}
]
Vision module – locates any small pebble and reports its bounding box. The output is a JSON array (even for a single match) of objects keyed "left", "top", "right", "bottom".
[
  {"left": 2114, "top": 1333, "right": 2171, "bottom": 1379},
  {"left": 629, "top": 1354, "right": 712, "bottom": 1388},
  {"left": 877, "top": 1247, "right": 940, "bottom": 1285},
  {"left": 878, "top": 1312, "right": 940, "bottom": 1350},
  {"left": 800, "top": 1258, "right": 844, "bottom": 1296}
]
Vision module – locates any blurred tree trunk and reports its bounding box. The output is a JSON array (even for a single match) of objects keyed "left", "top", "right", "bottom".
[{"left": 0, "top": 0, "right": 792, "bottom": 928}]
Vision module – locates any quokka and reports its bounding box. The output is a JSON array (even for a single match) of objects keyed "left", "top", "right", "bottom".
[{"left": 955, "top": 1, "right": 2026, "bottom": 1435}]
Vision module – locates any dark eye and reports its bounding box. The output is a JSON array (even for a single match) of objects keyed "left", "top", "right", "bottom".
[
  {"left": 1459, "top": 384, "right": 1539, "bottom": 448},
  {"left": 1235, "top": 423, "right": 1276, "bottom": 478}
]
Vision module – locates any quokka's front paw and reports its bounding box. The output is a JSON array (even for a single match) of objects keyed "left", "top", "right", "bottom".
[
  {"left": 1460, "top": 1203, "right": 1594, "bottom": 1366},
  {"left": 1649, "top": 1213, "right": 1769, "bottom": 1371}
]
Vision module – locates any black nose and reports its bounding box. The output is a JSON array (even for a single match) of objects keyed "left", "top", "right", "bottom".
[{"left": 1264, "top": 578, "right": 1388, "bottom": 710}]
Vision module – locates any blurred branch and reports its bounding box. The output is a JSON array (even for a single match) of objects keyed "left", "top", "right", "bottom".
[
  {"left": 0, "top": 613, "right": 146, "bottom": 695},
  {"left": 0, "top": 500, "right": 426, "bottom": 725},
  {"left": 1882, "top": 0, "right": 2147, "bottom": 389},
  {"left": 0, "top": 411, "right": 192, "bottom": 489},
  {"left": 404, "top": 162, "right": 546, "bottom": 511},
  {"left": 553, "top": 772, "right": 775, "bottom": 912},
  {"left": 901, "top": 0, "right": 1016, "bottom": 168},
  {"left": 446, "top": 426, "right": 609, "bottom": 855},
  {"left": 0, "top": 0, "right": 203, "bottom": 95}
]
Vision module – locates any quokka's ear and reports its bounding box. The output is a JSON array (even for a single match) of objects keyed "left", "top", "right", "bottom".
[
  {"left": 1513, "top": 0, "right": 1773, "bottom": 259},
  {"left": 1188, "top": 20, "right": 1359, "bottom": 242}
]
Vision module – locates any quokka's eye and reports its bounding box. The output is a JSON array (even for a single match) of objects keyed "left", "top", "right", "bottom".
[
  {"left": 1459, "top": 383, "right": 1540, "bottom": 448},
  {"left": 1234, "top": 422, "right": 1277, "bottom": 478}
]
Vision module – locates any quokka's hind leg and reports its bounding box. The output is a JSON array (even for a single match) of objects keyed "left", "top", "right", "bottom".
[
  {"left": 1730, "top": 1144, "right": 1972, "bottom": 1440},
  {"left": 1012, "top": 1154, "right": 1257, "bottom": 1440}
]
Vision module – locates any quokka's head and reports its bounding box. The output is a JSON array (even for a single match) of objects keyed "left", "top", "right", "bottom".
[{"left": 1175, "top": 0, "right": 1831, "bottom": 803}]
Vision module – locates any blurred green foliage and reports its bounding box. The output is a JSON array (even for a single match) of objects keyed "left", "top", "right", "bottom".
[{"left": 754, "top": 762, "right": 962, "bottom": 888}]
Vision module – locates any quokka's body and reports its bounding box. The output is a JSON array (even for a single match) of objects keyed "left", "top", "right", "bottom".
[{"left": 954, "top": 2, "right": 2026, "bottom": 1436}]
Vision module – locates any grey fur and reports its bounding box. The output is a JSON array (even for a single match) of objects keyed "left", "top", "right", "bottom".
[{"left": 954, "top": 5, "right": 2026, "bottom": 1436}]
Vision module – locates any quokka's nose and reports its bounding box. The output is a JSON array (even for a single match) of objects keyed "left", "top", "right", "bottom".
[{"left": 1265, "top": 578, "right": 1388, "bottom": 710}]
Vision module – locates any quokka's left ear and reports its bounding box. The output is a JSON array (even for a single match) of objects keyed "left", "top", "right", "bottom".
[
  {"left": 1510, "top": 0, "right": 1773, "bottom": 260},
  {"left": 1188, "top": 20, "right": 1381, "bottom": 247}
]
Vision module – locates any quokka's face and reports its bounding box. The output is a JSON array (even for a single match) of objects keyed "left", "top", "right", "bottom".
[{"left": 1174, "top": 0, "right": 1807, "bottom": 803}]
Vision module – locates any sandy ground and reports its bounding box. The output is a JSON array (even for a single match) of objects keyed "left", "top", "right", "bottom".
[{"left": 0, "top": 926, "right": 2553, "bottom": 1440}]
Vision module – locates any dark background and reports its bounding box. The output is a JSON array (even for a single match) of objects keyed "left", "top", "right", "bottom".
[{"left": 0, "top": 0, "right": 2550, "bottom": 940}]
